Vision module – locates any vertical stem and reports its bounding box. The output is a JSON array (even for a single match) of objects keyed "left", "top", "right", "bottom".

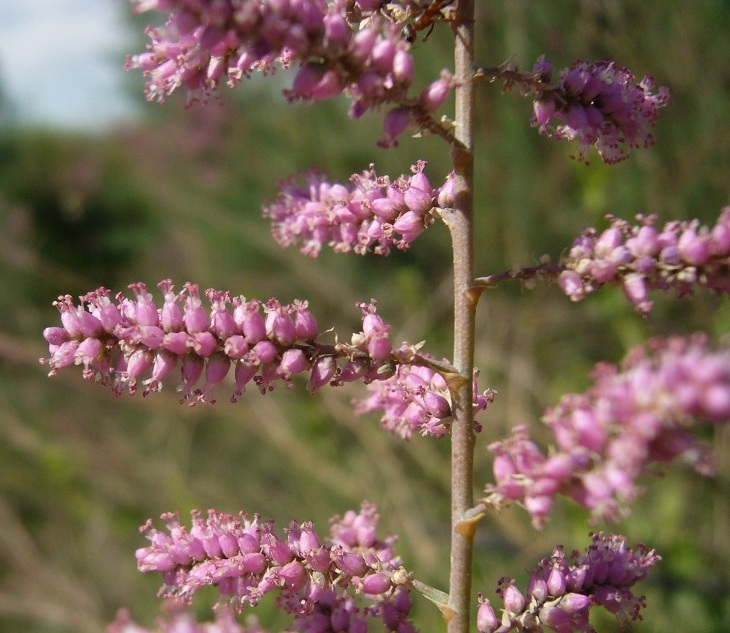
[{"left": 446, "top": 1, "right": 476, "bottom": 633}]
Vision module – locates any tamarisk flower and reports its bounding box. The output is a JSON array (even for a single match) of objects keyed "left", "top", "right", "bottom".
[
  {"left": 107, "top": 606, "right": 263, "bottom": 633},
  {"left": 126, "top": 0, "right": 455, "bottom": 146},
  {"left": 531, "top": 58, "right": 669, "bottom": 164},
  {"left": 485, "top": 334, "right": 730, "bottom": 527},
  {"left": 476, "top": 533, "right": 660, "bottom": 633},
  {"left": 262, "top": 161, "right": 443, "bottom": 257},
  {"left": 559, "top": 209, "right": 730, "bottom": 315},
  {"left": 133, "top": 502, "right": 415, "bottom": 633},
  {"left": 355, "top": 361, "right": 495, "bottom": 439},
  {"left": 41, "top": 283, "right": 449, "bottom": 408}
]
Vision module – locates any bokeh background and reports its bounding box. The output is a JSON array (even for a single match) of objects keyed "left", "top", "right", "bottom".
[{"left": 1, "top": 1, "right": 729, "bottom": 631}]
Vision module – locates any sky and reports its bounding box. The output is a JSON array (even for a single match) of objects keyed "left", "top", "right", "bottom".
[{"left": 0, "top": 0, "right": 140, "bottom": 130}]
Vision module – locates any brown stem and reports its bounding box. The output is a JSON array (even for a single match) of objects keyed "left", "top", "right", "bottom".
[{"left": 444, "top": 1, "right": 476, "bottom": 632}]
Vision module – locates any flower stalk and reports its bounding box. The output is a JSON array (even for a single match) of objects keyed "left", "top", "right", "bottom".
[{"left": 445, "top": 1, "right": 477, "bottom": 632}]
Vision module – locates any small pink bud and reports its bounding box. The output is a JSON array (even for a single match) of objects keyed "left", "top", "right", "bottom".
[
  {"left": 280, "top": 560, "right": 307, "bottom": 590},
  {"left": 239, "top": 305, "right": 266, "bottom": 343},
  {"left": 129, "top": 282, "right": 159, "bottom": 326},
  {"left": 502, "top": 581, "right": 526, "bottom": 613},
  {"left": 476, "top": 596, "right": 498, "bottom": 633},
  {"left": 336, "top": 551, "right": 369, "bottom": 577},
  {"left": 44, "top": 326, "right": 70, "bottom": 346},
  {"left": 162, "top": 331, "right": 190, "bottom": 355},
  {"left": 533, "top": 98, "right": 556, "bottom": 127},
  {"left": 292, "top": 63, "right": 325, "bottom": 99},
  {"left": 127, "top": 348, "right": 154, "bottom": 380},
  {"left": 437, "top": 173, "right": 455, "bottom": 208},
  {"left": 423, "top": 391, "right": 451, "bottom": 418},
  {"left": 558, "top": 270, "right": 584, "bottom": 301},
  {"left": 362, "top": 572, "right": 392, "bottom": 595},
  {"left": 371, "top": 197, "right": 399, "bottom": 221},
  {"left": 367, "top": 333, "right": 392, "bottom": 361},
  {"left": 558, "top": 592, "right": 592, "bottom": 612},
  {"left": 392, "top": 49, "right": 414, "bottom": 84},
  {"left": 181, "top": 354, "right": 204, "bottom": 400},
  {"left": 351, "top": 28, "right": 377, "bottom": 63},
  {"left": 380, "top": 108, "right": 410, "bottom": 147},
  {"left": 310, "top": 356, "right": 337, "bottom": 391},
  {"left": 420, "top": 77, "right": 450, "bottom": 112},
  {"left": 324, "top": 13, "right": 350, "bottom": 46},
  {"left": 232, "top": 361, "right": 257, "bottom": 401},
  {"left": 190, "top": 331, "right": 217, "bottom": 357},
  {"left": 294, "top": 302, "right": 318, "bottom": 340},
  {"left": 241, "top": 552, "right": 267, "bottom": 574},
  {"left": 183, "top": 284, "right": 208, "bottom": 334},
  {"left": 278, "top": 348, "right": 309, "bottom": 377},
  {"left": 370, "top": 38, "right": 396, "bottom": 73},
  {"left": 223, "top": 335, "right": 248, "bottom": 359},
  {"left": 678, "top": 226, "right": 710, "bottom": 265},
  {"left": 252, "top": 340, "right": 278, "bottom": 364},
  {"left": 403, "top": 186, "right": 432, "bottom": 215},
  {"left": 75, "top": 337, "right": 103, "bottom": 366},
  {"left": 622, "top": 272, "right": 652, "bottom": 314},
  {"left": 547, "top": 565, "right": 567, "bottom": 596}
]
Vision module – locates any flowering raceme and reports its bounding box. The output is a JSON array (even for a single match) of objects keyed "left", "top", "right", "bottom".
[
  {"left": 41, "top": 281, "right": 488, "bottom": 431},
  {"left": 559, "top": 208, "right": 730, "bottom": 314},
  {"left": 476, "top": 533, "right": 660, "bottom": 633},
  {"left": 108, "top": 607, "right": 260, "bottom": 633},
  {"left": 126, "top": 0, "right": 456, "bottom": 146},
  {"left": 485, "top": 334, "right": 730, "bottom": 527},
  {"left": 262, "top": 161, "right": 445, "bottom": 257},
  {"left": 530, "top": 58, "right": 669, "bottom": 164},
  {"left": 132, "top": 502, "right": 415, "bottom": 633},
  {"left": 356, "top": 362, "right": 495, "bottom": 439}
]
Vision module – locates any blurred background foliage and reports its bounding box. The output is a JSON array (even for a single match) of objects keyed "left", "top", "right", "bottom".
[{"left": 0, "top": 1, "right": 729, "bottom": 631}]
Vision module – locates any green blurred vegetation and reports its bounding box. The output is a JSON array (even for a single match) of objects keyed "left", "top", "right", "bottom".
[{"left": 0, "top": 1, "right": 729, "bottom": 631}]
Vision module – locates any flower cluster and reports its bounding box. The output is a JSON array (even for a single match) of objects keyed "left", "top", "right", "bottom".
[
  {"left": 262, "top": 162, "right": 443, "bottom": 257},
  {"left": 559, "top": 209, "right": 730, "bottom": 315},
  {"left": 356, "top": 362, "right": 495, "bottom": 439},
  {"left": 126, "top": 0, "right": 454, "bottom": 145},
  {"left": 134, "top": 503, "right": 415, "bottom": 633},
  {"left": 40, "top": 281, "right": 431, "bottom": 404},
  {"left": 476, "top": 533, "right": 660, "bottom": 633},
  {"left": 531, "top": 58, "right": 669, "bottom": 164},
  {"left": 485, "top": 334, "right": 730, "bottom": 527},
  {"left": 107, "top": 606, "right": 263, "bottom": 633}
]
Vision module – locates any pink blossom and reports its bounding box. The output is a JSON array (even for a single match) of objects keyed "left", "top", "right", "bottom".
[
  {"left": 559, "top": 209, "right": 730, "bottom": 313},
  {"left": 126, "top": 0, "right": 450, "bottom": 143},
  {"left": 486, "top": 334, "right": 730, "bottom": 526},
  {"left": 42, "top": 283, "right": 464, "bottom": 414},
  {"left": 477, "top": 534, "right": 659, "bottom": 633},
  {"left": 530, "top": 58, "right": 669, "bottom": 164},
  {"left": 262, "top": 162, "right": 440, "bottom": 257},
  {"left": 356, "top": 360, "right": 495, "bottom": 439},
  {"left": 132, "top": 503, "right": 414, "bottom": 632},
  {"left": 106, "top": 606, "right": 258, "bottom": 633}
]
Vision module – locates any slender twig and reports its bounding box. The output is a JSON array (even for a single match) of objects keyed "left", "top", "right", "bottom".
[{"left": 471, "top": 262, "right": 564, "bottom": 292}]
